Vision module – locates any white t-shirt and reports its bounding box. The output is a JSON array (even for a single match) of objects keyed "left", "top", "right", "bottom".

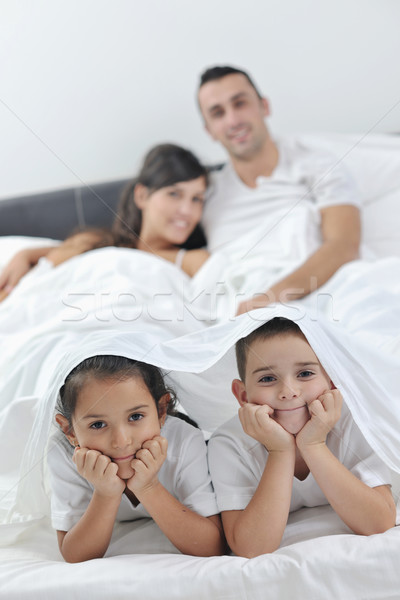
[
  {"left": 47, "top": 416, "right": 218, "bottom": 531},
  {"left": 208, "top": 403, "right": 392, "bottom": 514},
  {"left": 202, "top": 136, "right": 359, "bottom": 253}
]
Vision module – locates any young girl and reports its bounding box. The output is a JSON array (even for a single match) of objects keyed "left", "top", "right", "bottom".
[
  {"left": 0, "top": 143, "right": 210, "bottom": 300},
  {"left": 208, "top": 316, "right": 396, "bottom": 558},
  {"left": 48, "top": 354, "right": 224, "bottom": 563}
]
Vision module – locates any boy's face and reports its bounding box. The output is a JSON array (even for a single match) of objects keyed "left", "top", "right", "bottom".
[{"left": 232, "top": 333, "right": 332, "bottom": 434}]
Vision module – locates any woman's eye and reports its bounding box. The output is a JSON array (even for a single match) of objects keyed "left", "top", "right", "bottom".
[
  {"left": 298, "top": 370, "right": 314, "bottom": 378},
  {"left": 90, "top": 421, "right": 106, "bottom": 430},
  {"left": 168, "top": 190, "right": 179, "bottom": 198},
  {"left": 192, "top": 196, "right": 204, "bottom": 204},
  {"left": 129, "top": 413, "right": 143, "bottom": 422}
]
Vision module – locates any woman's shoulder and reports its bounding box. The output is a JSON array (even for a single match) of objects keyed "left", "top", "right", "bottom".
[{"left": 182, "top": 248, "right": 209, "bottom": 276}]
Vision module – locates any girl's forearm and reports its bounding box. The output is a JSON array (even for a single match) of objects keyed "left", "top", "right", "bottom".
[
  {"left": 135, "top": 482, "right": 225, "bottom": 556},
  {"left": 227, "top": 450, "right": 295, "bottom": 558},
  {"left": 59, "top": 492, "right": 121, "bottom": 563},
  {"left": 301, "top": 443, "right": 396, "bottom": 534}
]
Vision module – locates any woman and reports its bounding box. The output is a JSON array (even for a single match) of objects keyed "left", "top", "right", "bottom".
[{"left": 0, "top": 144, "right": 210, "bottom": 300}]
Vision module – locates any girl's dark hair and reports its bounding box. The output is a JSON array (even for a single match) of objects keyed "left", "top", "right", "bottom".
[
  {"left": 112, "top": 143, "right": 208, "bottom": 250},
  {"left": 57, "top": 355, "right": 178, "bottom": 426},
  {"left": 235, "top": 317, "right": 305, "bottom": 382}
]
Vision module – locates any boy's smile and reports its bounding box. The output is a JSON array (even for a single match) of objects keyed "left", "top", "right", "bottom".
[{"left": 232, "top": 333, "right": 332, "bottom": 434}]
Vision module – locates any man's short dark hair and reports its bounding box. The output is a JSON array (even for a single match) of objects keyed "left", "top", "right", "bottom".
[{"left": 199, "top": 65, "right": 262, "bottom": 99}]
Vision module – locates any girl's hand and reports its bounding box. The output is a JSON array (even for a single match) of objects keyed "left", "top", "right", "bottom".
[
  {"left": 73, "top": 447, "right": 125, "bottom": 498},
  {"left": 239, "top": 403, "right": 296, "bottom": 453},
  {"left": 126, "top": 435, "right": 168, "bottom": 495},
  {"left": 296, "top": 389, "right": 343, "bottom": 451}
]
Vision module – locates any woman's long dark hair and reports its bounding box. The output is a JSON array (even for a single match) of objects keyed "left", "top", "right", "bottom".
[{"left": 112, "top": 144, "right": 208, "bottom": 250}]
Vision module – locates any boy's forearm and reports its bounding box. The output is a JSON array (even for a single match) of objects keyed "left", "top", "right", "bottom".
[
  {"left": 300, "top": 443, "right": 396, "bottom": 534},
  {"left": 135, "top": 482, "right": 225, "bottom": 556},
  {"left": 227, "top": 450, "right": 295, "bottom": 558},
  {"left": 60, "top": 492, "right": 121, "bottom": 563}
]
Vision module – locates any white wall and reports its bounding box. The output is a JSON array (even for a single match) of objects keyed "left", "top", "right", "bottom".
[{"left": 0, "top": 0, "right": 399, "bottom": 199}]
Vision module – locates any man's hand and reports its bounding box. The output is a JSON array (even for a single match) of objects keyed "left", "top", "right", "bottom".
[
  {"left": 239, "top": 403, "right": 296, "bottom": 453},
  {"left": 73, "top": 447, "right": 125, "bottom": 498},
  {"left": 296, "top": 389, "right": 343, "bottom": 450},
  {"left": 126, "top": 435, "right": 168, "bottom": 495}
]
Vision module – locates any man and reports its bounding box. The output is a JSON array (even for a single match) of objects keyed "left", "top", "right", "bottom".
[{"left": 197, "top": 65, "right": 361, "bottom": 315}]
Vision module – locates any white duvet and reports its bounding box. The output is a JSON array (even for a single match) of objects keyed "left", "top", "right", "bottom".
[{"left": 1, "top": 132, "right": 400, "bottom": 599}]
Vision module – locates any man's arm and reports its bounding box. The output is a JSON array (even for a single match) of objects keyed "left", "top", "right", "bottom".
[{"left": 237, "top": 205, "right": 361, "bottom": 314}]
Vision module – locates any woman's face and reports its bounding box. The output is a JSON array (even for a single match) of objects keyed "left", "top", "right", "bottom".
[{"left": 137, "top": 176, "right": 206, "bottom": 248}]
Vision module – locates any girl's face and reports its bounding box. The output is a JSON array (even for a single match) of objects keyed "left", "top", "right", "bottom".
[
  {"left": 233, "top": 333, "right": 332, "bottom": 434},
  {"left": 58, "top": 376, "right": 168, "bottom": 480},
  {"left": 136, "top": 176, "right": 206, "bottom": 248}
]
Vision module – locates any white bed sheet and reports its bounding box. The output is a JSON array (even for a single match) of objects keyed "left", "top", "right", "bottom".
[{"left": 1, "top": 132, "right": 400, "bottom": 599}]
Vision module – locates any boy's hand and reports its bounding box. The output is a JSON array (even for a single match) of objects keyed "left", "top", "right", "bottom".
[
  {"left": 73, "top": 447, "right": 125, "bottom": 498},
  {"left": 239, "top": 403, "right": 295, "bottom": 452},
  {"left": 126, "top": 435, "right": 168, "bottom": 495},
  {"left": 296, "top": 389, "right": 343, "bottom": 451}
]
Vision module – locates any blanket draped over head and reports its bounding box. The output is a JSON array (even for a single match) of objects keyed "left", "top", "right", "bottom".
[{"left": 1, "top": 305, "right": 399, "bottom": 545}]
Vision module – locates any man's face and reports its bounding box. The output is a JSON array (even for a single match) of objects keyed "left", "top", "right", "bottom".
[{"left": 198, "top": 73, "right": 270, "bottom": 161}]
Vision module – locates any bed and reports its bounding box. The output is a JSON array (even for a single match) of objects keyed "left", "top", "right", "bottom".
[{"left": 0, "top": 132, "right": 400, "bottom": 599}]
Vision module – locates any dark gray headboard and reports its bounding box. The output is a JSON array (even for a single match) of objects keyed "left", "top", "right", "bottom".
[{"left": 0, "top": 179, "right": 130, "bottom": 239}]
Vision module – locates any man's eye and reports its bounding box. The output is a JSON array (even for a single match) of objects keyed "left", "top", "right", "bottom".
[
  {"left": 210, "top": 110, "right": 223, "bottom": 119},
  {"left": 90, "top": 421, "right": 106, "bottom": 430},
  {"left": 129, "top": 413, "right": 143, "bottom": 422}
]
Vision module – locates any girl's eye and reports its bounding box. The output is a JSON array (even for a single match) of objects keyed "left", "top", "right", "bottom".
[
  {"left": 129, "top": 413, "right": 143, "bottom": 422},
  {"left": 89, "top": 421, "right": 106, "bottom": 430},
  {"left": 168, "top": 190, "right": 179, "bottom": 198},
  {"left": 259, "top": 375, "right": 275, "bottom": 383},
  {"left": 192, "top": 196, "right": 204, "bottom": 204},
  {"left": 298, "top": 370, "right": 314, "bottom": 378}
]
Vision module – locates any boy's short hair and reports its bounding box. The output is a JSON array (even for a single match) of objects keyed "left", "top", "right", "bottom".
[
  {"left": 198, "top": 65, "right": 262, "bottom": 99},
  {"left": 235, "top": 317, "right": 304, "bottom": 381}
]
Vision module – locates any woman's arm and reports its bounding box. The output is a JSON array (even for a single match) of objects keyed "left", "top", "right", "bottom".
[{"left": 0, "top": 246, "right": 58, "bottom": 298}]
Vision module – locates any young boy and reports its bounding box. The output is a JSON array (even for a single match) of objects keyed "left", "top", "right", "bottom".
[{"left": 208, "top": 317, "right": 396, "bottom": 558}]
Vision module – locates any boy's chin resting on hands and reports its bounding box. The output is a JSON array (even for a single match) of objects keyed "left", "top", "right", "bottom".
[{"left": 272, "top": 405, "right": 310, "bottom": 435}]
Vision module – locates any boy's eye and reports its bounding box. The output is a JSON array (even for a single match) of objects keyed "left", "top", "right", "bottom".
[
  {"left": 298, "top": 370, "right": 314, "bottom": 378},
  {"left": 129, "top": 413, "right": 144, "bottom": 422},
  {"left": 89, "top": 421, "right": 106, "bottom": 430},
  {"left": 259, "top": 375, "right": 275, "bottom": 383}
]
